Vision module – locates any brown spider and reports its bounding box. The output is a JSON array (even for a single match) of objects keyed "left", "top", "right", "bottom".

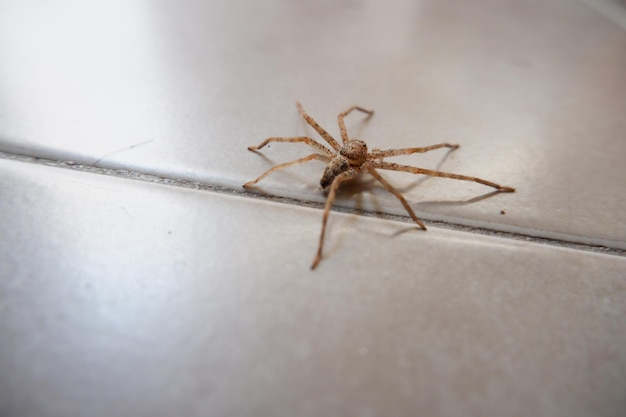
[{"left": 244, "top": 102, "right": 515, "bottom": 269}]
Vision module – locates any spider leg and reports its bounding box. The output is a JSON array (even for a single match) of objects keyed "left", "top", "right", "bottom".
[
  {"left": 311, "top": 169, "right": 359, "bottom": 270},
  {"left": 338, "top": 105, "right": 375, "bottom": 143},
  {"left": 372, "top": 161, "right": 515, "bottom": 192},
  {"left": 296, "top": 102, "right": 341, "bottom": 151},
  {"left": 243, "top": 153, "right": 330, "bottom": 188},
  {"left": 369, "top": 143, "right": 459, "bottom": 160},
  {"left": 364, "top": 164, "right": 427, "bottom": 230},
  {"left": 248, "top": 136, "right": 334, "bottom": 157}
]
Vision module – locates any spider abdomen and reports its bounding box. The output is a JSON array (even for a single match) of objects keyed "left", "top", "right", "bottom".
[{"left": 320, "top": 156, "right": 350, "bottom": 189}]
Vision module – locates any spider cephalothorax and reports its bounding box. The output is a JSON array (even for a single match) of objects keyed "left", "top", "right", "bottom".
[
  {"left": 340, "top": 139, "right": 368, "bottom": 165},
  {"left": 320, "top": 139, "right": 368, "bottom": 188},
  {"left": 244, "top": 102, "right": 515, "bottom": 269}
]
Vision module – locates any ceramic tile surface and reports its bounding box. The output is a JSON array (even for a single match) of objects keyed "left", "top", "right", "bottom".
[
  {"left": 1, "top": 159, "right": 625, "bottom": 417},
  {"left": 0, "top": 0, "right": 625, "bottom": 248},
  {"left": 2, "top": 1, "right": 626, "bottom": 415}
]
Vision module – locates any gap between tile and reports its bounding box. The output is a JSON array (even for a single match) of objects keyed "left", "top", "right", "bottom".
[{"left": 1, "top": 150, "right": 624, "bottom": 258}]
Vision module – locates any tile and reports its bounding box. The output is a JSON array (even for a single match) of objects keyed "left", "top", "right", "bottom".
[
  {"left": 0, "top": 0, "right": 625, "bottom": 246},
  {"left": 580, "top": 0, "right": 626, "bottom": 31},
  {"left": 1, "top": 158, "right": 625, "bottom": 417}
]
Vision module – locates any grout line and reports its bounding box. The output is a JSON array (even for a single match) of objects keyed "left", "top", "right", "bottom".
[{"left": 2, "top": 150, "right": 625, "bottom": 258}]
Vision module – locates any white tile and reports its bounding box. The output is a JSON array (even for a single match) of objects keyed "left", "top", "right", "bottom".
[
  {"left": 0, "top": 0, "right": 624, "bottom": 244},
  {"left": 1, "top": 158, "right": 625, "bottom": 417}
]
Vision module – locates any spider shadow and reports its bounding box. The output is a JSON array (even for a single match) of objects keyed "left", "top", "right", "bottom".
[
  {"left": 389, "top": 225, "right": 425, "bottom": 238},
  {"left": 392, "top": 146, "right": 458, "bottom": 193},
  {"left": 322, "top": 182, "right": 393, "bottom": 259},
  {"left": 413, "top": 190, "right": 504, "bottom": 209},
  {"left": 325, "top": 189, "right": 505, "bottom": 258},
  {"left": 323, "top": 200, "right": 423, "bottom": 258},
  {"left": 374, "top": 146, "right": 508, "bottom": 208},
  {"left": 325, "top": 158, "right": 507, "bottom": 248},
  {"left": 245, "top": 150, "right": 328, "bottom": 194},
  {"left": 330, "top": 143, "right": 504, "bottom": 210}
]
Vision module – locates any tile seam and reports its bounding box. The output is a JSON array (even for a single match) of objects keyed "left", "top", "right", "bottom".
[{"left": 1, "top": 151, "right": 624, "bottom": 258}]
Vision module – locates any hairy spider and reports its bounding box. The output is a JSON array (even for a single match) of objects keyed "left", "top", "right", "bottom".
[{"left": 244, "top": 102, "right": 515, "bottom": 269}]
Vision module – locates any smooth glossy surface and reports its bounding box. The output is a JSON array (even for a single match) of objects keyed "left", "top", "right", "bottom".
[
  {"left": 0, "top": 0, "right": 625, "bottom": 246},
  {"left": 1, "top": 1, "right": 626, "bottom": 416},
  {"left": 1, "top": 159, "right": 625, "bottom": 417}
]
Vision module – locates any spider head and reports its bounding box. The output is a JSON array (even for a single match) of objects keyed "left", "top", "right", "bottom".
[
  {"left": 340, "top": 139, "right": 368, "bottom": 166},
  {"left": 320, "top": 156, "right": 350, "bottom": 189}
]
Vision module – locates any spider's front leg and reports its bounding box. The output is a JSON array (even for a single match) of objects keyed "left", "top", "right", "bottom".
[{"left": 373, "top": 161, "right": 515, "bottom": 192}]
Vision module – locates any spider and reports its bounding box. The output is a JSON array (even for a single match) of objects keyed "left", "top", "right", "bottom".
[{"left": 244, "top": 102, "right": 515, "bottom": 269}]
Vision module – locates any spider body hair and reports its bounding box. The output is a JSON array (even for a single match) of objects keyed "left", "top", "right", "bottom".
[
  {"left": 244, "top": 103, "right": 515, "bottom": 269},
  {"left": 320, "top": 139, "right": 368, "bottom": 188}
]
